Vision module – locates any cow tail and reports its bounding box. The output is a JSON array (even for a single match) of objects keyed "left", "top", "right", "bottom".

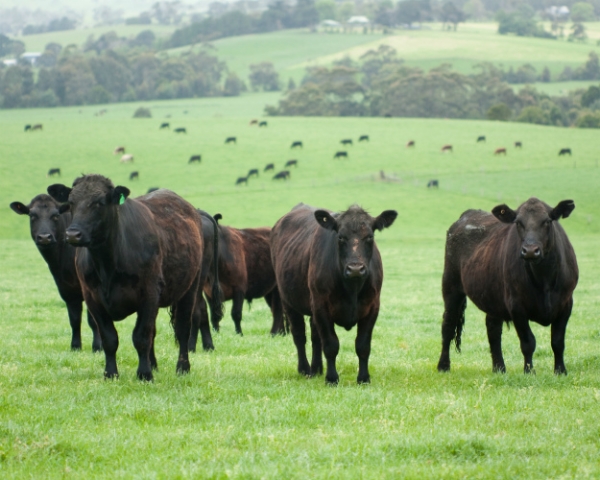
[
  {"left": 209, "top": 213, "right": 224, "bottom": 324},
  {"left": 454, "top": 297, "right": 467, "bottom": 353}
]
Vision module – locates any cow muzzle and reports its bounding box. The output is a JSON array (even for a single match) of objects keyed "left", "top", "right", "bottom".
[
  {"left": 36, "top": 233, "right": 55, "bottom": 246},
  {"left": 344, "top": 263, "right": 367, "bottom": 279},
  {"left": 521, "top": 244, "right": 542, "bottom": 261},
  {"left": 65, "top": 228, "right": 83, "bottom": 245}
]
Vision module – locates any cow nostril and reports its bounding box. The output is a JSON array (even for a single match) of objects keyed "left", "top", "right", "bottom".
[
  {"left": 521, "top": 247, "right": 527, "bottom": 257},
  {"left": 533, "top": 247, "right": 541, "bottom": 257}
]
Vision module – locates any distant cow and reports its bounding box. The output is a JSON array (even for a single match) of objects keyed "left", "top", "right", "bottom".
[
  {"left": 249, "top": 119, "right": 258, "bottom": 125},
  {"left": 32, "top": 124, "right": 43, "bottom": 131},
  {"left": 515, "top": 141, "right": 522, "bottom": 148},
  {"left": 129, "top": 171, "right": 139, "bottom": 181},
  {"left": 559, "top": 148, "right": 571, "bottom": 156},
  {"left": 225, "top": 137, "right": 237, "bottom": 144},
  {"left": 47, "top": 168, "right": 61, "bottom": 177},
  {"left": 291, "top": 141, "right": 303, "bottom": 149},
  {"left": 264, "top": 163, "right": 275, "bottom": 172},
  {"left": 359, "top": 135, "right": 369, "bottom": 142},
  {"left": 10, "top": 195, "right": 102, "bottom": 352},
  {"left": 113, "top": 146, "right": 125, "bottom": 155},
  {"left": 341, "top": 139, "right": 353, "bottom": 146},
  {"left": 334, "top": 151, "right": 348, "bottom": 159},
  {"left": 259, "top": 121, "right": 268, "bottom": 127},
  {"left": 477, "top": 136, "right": 486, "bottom": 143},
  {"left": 384, "top": 113, "right": 392, "bottom": 118},
  {"left": 427, "top": 179, "right": 439, "bottom": 188},
  {"left": 437, "top": 198, "right": 578, "bottom": 375},
  {"left": 248, "top": 169, "right": 259, "bottom": 178},
  {"left": 160, "top": 122, "right": 170, "bottom": 129},
  {"left": 24, "top": 124, "right": 31, "bottom": 132},
  {"left": 273, "top": 171, "right": 290, "bottom": 180},
  {"left": 441, "top": 144, "right": 453, "bottom": 153},
  {"left": 48, "top": 174, "right": 221, "bottom": 380},
  {"left": 271, "top": 203, "right": 397, "bottom": 384},
  {"left": 406, "top": 140, "right": 415, "bottom": 148},
  {"left": 285, "top": 159, "right": 298, "bottom": 168},
  {"left": 494, "top": 147, "right": 507, "bottom": 156},
  {"left": 120, "top": 154, "right": 134, "bottom": 163},
  {"left": 174, "top": 127, "right": 187, "bottom": 134},
  {"left": 189, "top": 155, "right": 201, "bottom": 163},
  {"left": 236, "top": 176, "right": 248, "bottom": 186}
]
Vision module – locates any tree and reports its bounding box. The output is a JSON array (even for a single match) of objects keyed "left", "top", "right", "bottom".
[
  {"left": 487, "top": 103, "right": 511, "bottom": 121},
  {"left": 571, "top": 2, "right": 596, "bottom": 22},
  {"left": 396, "top": 0, "right": 421, "bottom": 27},
  {"left": 223, "top": 73, "right": 244, "bottom": 96},
  {"left": 569, "top": 22, "right": 588, "bottom": 42},
  {"left": 539, "top": 66, "right": 551, "bottom": 83},
  {"left": 581, "top": 85, "right": 600, "bottom": 107},
  {"left": 441, "top": 2, "right": 466, "bottom": 31},
  {"left": 293, "top": 0, "right": 319, "bottom": 27},
  {"left": 315, "top": 0, "right": 337, "bottom": 21},
  {"left": 133, "top": 107, "right": 152, "bottom": 118},
  {"left": 516, "top": 106, "right": 550, "bottom": 125},
  {"left": 576, "top": 111, "right": 600, "bottom": 127},
  {"left": 249, "top": 62, "right": 280, "bottom": 91}
]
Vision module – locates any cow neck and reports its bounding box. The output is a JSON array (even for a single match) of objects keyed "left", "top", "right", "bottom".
[{"left": 86, "top": 205, "right": 121, "bottom": 270}]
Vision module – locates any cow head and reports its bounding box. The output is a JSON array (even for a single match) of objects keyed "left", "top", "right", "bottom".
[
  {"left": 47, "top": 174, "right": 130, "bottom": 247},
  {"left": 492, "top": 197, "right": 574, "bottom": 263},
  {"left": 10, "top": 194, "right": 69, "bottom": 248},
  {"left": 315, "top": 205, "right": 397, "bottom": 281}
]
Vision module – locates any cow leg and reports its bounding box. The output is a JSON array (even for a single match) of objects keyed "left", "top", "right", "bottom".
[
  {"left": 309, "top": 317, "right": 323, "bottom": 375},
  {"left": 437, "top": 291, "right": 467, "bottom": 372},
  {"left": 286, "top": 307, "right": 310, "bottom": 376},
  {"left": 66, "top": 300, "right": 83, "bottom": 351},
  {"left": 132, "top": 296, "right": 160, "bottom": 381},
  {"left": 173, "top": 277, "right": 200, "bottom": 375},
  {"left": 86, "top": 309, "right": 103, "bottom": 352},
  {"left": 551, "top": 300, "right": 572, "bottom": 375},
  {"left": 231, "top": 290, "right": 244, "bottom": 335},
  {"left": 486, "top": 315, "right": 506, "bottom": 373},
  {"left": 197, "top": 294, "right": 214, "bottom": 351},
  {"left": 85, "top": 297, "right": 119, "bottom": 379},
  {"left": 313, "top": 311, "right": 339, "bottom": 385},
  {"left": 266, "top": 290, "right": 286, "bottom": 336},
  {"left": 355, "top": 309, "right": 378, "bottom": 384},
  {"left": 149, "top": 324, "right": 157, "bottom": 371},
  {"left": 513, "top": 319, "right": 536, "bottom": 374}
]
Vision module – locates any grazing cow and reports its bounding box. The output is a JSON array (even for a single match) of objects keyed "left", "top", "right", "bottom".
[
  {"left": 196, "top": 216, "right": 285, "bottom": 336},
  {"left": 359, "top": 135, "right": 369, "bottom": 142},
  {"left": 160, "top": 122, "right": 170, "bottom": 129},
  {"left": 441, "top": 144, "right": 453, "bottom": 153},
  {"left": 477, "top": 136, "right": 486, "bottom": 143},
  {"left": 437, "top": 198, "right": 578, "bottom": 375},
  {"left": 341, "top": 139, "right": 353, "bottom": 146},
  {"left": 189, "top": 155, "right": 201, "bottom": 164},
  {"left": 129, "top": 171, "right": 139, "bottom": 181},
  {"left": 515, "top": 141, "right": 522, "bottom": 148},
  {"left": 225, "top": 137, "right": 237, "bottom": 144},
  {"left": 271, "top": 204, "right": 397, "bottom": 384},
  {"left": 291, "top": 141, "right": 303, "bottom": 149},
  {"left": 113, "top": 146, "right": 125, "bottom": 155},
  {"left": 47, "top": 168, "right": 61, "bottom": 177},
  {"left": 24, "top": 124, "right": 31, "bottom": 132},
  {"left": 427, "top": 179, "right": 439, "bottom": 188},
  {"left": 249, "top": 119, "right": 258, "bottom": 125},
  {"left": 174, "top": 127, "right": 187, "bottom": 134},
  {"left": 559, "top": 148, "right": 572, "bottom": 156},
  {"left": 285, "top": 159, "right": 298, "bottom": 168},
  {"left": 32, "top": 124, "right": 43, "bottom": 131},
  {"left": 120, "top": 154, "right": 134, "bottom": 163},
  {"left": 236, "top": 176, "right": 248, "bottom": 186},
  {"left": 384, "top": 113, "right": 392, "bottom": 118},
  {"left": 264, "top": 163, "right": 275, "bottom": 172},
  {"left": 406, "top": 140, "right": 415, "bottom": 148},
  {"left": 494, "top": 147, "right": 507, "bottom": 156},
  {"left": 273, "top": 171, "right": 290, "bottom": 180},
  {"left": 10, "top": 195, "right": 102, "bottom": 352},
  {"left": 259, "top": 121, "right": 268, "bottom": 127},
  {"left": 247, "top": 169, "right": 259, "bottom": 178},
  {"left": 334, "top": 151, "right": 348, "bottom": 159},
  {"left": 47, "top": 175, "right": 219, "bottom": 380}
]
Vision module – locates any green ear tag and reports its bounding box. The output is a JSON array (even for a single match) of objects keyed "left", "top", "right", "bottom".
[{"left": 119, "top": 194, "right": 125, "bottom": 205}]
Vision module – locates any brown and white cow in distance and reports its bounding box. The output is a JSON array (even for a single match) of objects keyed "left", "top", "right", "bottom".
[
  {"left": 271, "top": 204, "right": 397, "bottom": 384},
  {"left": 437, "top": 197, "right": 578, "bottom": 374}
]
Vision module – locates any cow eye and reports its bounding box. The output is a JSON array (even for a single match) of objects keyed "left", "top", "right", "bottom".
[
  {"left": 29, "top": 213, "right": 38, "bottom": 221},
  {"left": 51, "top": 214, "right": 59, "bottom": 221},
  {"left": 338, "top": 236, "right": 346, "bottom": 244}
]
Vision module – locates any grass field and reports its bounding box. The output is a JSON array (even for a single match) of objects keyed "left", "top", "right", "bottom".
[{"left": 1, "top": 95, "right": 600, "bottom": 478}]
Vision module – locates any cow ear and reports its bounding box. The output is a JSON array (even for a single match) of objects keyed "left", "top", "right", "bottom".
[
  {"left": 10, "top": 202, "right": 29, "bottom": 215},
  {"left": 47, "top": 184, "right": 71, "bottom": 202},
  {"left": 111, "top": 186, "right": 130, "bottom": 205},
  {"left": 373, "top": 210, "right": 398, "bottom": 231},
  {"left": 550, "top": 200, "right": 575, "bottom": 220},
  {"left": 492, "top": 204, "right": 516, "bottom": 223},
  {"left": 58, "top": 203, "right": 71, "bottom": 214},
  {"left": 315, "top": 210, "right": 338, "bottom": 231},
  {"left": 214, "top": 213, "right": 222, "bottom": 224}
]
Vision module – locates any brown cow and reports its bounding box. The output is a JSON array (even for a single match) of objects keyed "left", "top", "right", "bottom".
[
  {"left": 441, "top": 144, "right": 453, "bottom": 152},
  {"left": 437, "top": 198, "right": 578, "bottom": 374},
  {"left": 494, "top": 147, "right": 507, "bottom": 155},
  {"left": 113, "top": 146, "right": 125, "bottom": 155},
  {"left": 32, "top": 124, "right": 43, "bottom": 131},
  {"left": 271, "top": 204, "right": 397, "bottom": 384}
]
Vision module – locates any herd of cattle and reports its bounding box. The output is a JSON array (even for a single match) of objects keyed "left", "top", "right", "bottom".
[{"left": 10, "top": 168, "right": 579, "bottom": 383}]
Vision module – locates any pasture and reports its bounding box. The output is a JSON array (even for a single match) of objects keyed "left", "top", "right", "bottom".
[{"left": 1, "top": 97, "right": 600, "bottom": 478}]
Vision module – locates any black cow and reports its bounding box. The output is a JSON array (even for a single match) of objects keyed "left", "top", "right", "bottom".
[
  {"left": 10, "top": 195, "right": 102, "bottom": 352},
  {"left": 225, "top": 137, "right": 237, "bottom": 144},
  {"left": 334, "top": 151, "right": 348, "bottom": 159},
  {"left": 24, "top": 124, "right": 31, "bottom": 132},
  {"left": 406, "top": 140, "right": 415, "bottom": 148},
  {"left": 515, "top": 141, "right": 523, "bottom": 148},
  {"left": 273, "top": 171, "right": 290, "bottom": 180},
  {"left": 285, "top": 159, "right": 298, "bottom": 168},
  {"left": 291, "top": 141, "right": 303, "bottom": 149},
  {"left": 271, "top": 204, "right": 397, "bottom": 384},
  {"left": 32, "top": 124, "right": 43, "bottom": 131},
  {"left": 160, "top": 123, "right": 170, "bottom": 129},
  {"left": 189, "top": 155, "right": 201, "bottom": 164},
  {"left": 427, "top": 179, "right": 439, "bottom": 188},
  {"left": 559, "top": 148, "right": 571, "bottom": 156},
  {"left": 259, "top": 121, "right": 268, "bottom": 127},
  {"left": 48, "top": 174, "right": 220, "bottom": 380},
  {"left": 437, "top": 198, "right": 578, "bottom": 374},
  {"left": 264, "top": 163, "right": 275, "bottom": 172},
  {"left": 47, "top": 168, "right": 61, "bottom": 177},
  {"left": 359, "top": 135, "right": 369, "bottom": 142},
  {"left": 477, "top": 136, "right": 486, "bottom": 143},
  {"left": 129, "top": 171, "right": 139, "bottom": 181},
  {"left": 341, "top": 139, "right": 353, "bottom": 146},
  {"left": 248, "top": 169, "right": 259, "bottom": 178},
  {"left": 174, "top": 127, "right": 187, "bottom": 134},
  {"left": 236, "top": 176, "right": 248, "bottom": 185}
]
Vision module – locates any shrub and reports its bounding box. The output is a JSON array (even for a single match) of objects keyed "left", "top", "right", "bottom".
[
  {"left": 576, "top": 111, "right": 600, "bottom": 128},
  {"left": 516, "top": 106, "right": 550, "bottom": 125},
  {"left": 487, "top": 103, "right": 511, "bottom": 121},
  {"left": 133, "top": 107, "right": 152, "bottom": 118}
]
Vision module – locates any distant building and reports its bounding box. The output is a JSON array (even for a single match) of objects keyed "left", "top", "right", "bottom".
[
  {"left": 547, "top": 6, "right": 570, "bottom": 19},
  {"left": 347, "top": 16, "right": 370, "bottom": 25},
  {"left": 20, "top": 52, "right": 41, "bottom": 65},
  {"left": 321, "top": 19, "right": 342, "bottom": 27},
  {"left": 2, "top": 59, "right": 17, "bottom": 66}
]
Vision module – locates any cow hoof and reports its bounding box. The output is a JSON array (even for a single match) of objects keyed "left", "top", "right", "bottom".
[
  {"left": 325, "top": 374, "right": 339, "bottom": 385},
  {"left": 357, "top": 375, "right": 371, "bottom": 384},
  {"left": 492, "top": 364, "right": 506, "bottom": 373},
  {"left": 203, "top": 344, "right": 215, "bottom": 352},
  {"left": 437, "top": 362, "right": 450, "bottom": 372},
  {"left": 310, "top": 365, "right": 323, "bottom": 376},
  {"left": 176, "top": 360, "right": 191, "bottom": 375},
  {"left": 104, "top": 370, "right": 119, "bottom": 380},
  {"left": 137, "top": 370, "right": 153, "bottom": 382},
  {"left": 92, "top": 344, "right": 103, "bottom": 353},
  {"left": 554, "top": 367, "right": 567, "bottom": 375}
]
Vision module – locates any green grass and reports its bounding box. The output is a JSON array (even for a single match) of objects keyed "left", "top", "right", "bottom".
[{"left": 1, "top": 96, "right": 600, "bottom": 478}]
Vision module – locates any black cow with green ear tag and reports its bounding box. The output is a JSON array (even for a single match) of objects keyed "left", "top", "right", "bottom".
[
  {"left": 270, "top": 203, "right": 397, "bottom": 385},
  {"left": 47, "top": 174, "right": 222, "bottom": 381},
  {"left": 437, "top": 197, "right": 578, "bottom": 375}
]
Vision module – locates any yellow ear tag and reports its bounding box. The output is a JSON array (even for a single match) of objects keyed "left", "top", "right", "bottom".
[{"left": 119, "top": 194, "right": 125, "bottom": 205}]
